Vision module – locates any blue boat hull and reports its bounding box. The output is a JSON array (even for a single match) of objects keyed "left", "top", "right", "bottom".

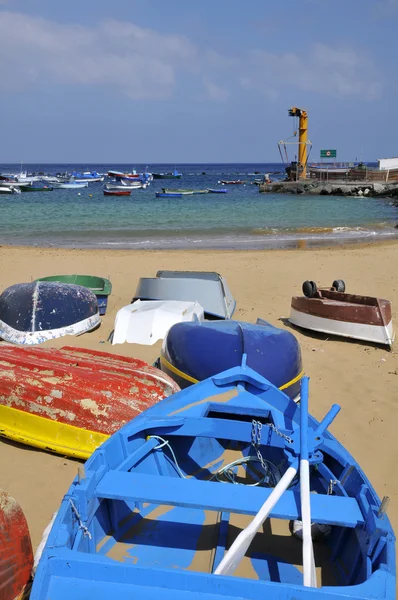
[
  {"left": 160, "top": 319, "right": 303, "bottom": 400},
  {"left": 31, "top": 365, "right": 395, "bottom": 599}
]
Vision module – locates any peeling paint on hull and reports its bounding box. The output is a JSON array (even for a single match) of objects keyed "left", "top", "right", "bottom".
[{"left": 0, "top": 346, "right": 180, "bottom": 459}]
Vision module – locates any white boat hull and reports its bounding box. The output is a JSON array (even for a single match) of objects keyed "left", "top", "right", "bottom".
[
  {"left": 289, "top": 307, "right": 394, "bottom": 346},
  {"left": 112, "top": 300, "right": 204, "bottom": 346}
]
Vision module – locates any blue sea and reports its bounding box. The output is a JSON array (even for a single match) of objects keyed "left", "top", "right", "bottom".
[{"left": 1, "top": 163, "right": 397, "bottom": 250}]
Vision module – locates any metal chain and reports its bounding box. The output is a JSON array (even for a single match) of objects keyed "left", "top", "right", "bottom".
[
  {"left": 252, "top": 419, "right": 293, "bottom": 445},
  {"left": 251, "top": 420, "right": 269, "bottom": 473},
  {"left": 328, "top": 479, "right": 339, "bottom": 495}
]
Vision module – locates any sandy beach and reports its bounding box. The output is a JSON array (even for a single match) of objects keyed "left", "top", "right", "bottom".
[{"left": 0, "top": 241, "right": 397, "bottom": 552}]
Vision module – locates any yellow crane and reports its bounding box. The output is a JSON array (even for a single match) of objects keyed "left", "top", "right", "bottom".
[
  {"left": 288, "top": 107, "right": 309, "bottom": 179},
  {"left": 278, "top": 107, "right": 311, "bottom": 180}
]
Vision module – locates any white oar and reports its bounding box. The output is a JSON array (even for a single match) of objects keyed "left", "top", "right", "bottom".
[
  {"left": 214, "top": 461, "right": 298, "bottom": 576},
  {"left": 300, "top": 377, "right": 317, "bottom": 587}
]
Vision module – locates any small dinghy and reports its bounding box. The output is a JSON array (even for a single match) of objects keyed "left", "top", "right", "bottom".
[
  {"left": 30, "top": 364, "right": 395, "bottom": 599},
  {"left": 160, "top": 318, "right": 303, "bottom": 400},
  {"left": 155, "top": 191, "right": 193, "bottom": 197},
  {"left": 35, "top": 274, "right": 112, "bottom": 315},
  {"left": 0, "top": 281, "right": 101, "bottom": 345},
  {"left": 103, "top": 188, "right": 131, "bottom": 196},
  {"left": 133, "top": 270, "right": 236, "bottom": 319},
  {"left": 0, "top": 345, "right": 179, "bottom": 458},
  {"left": 53, "top": 181, "right": 88, "bottom": 189},
  {"left": 112, "top": 299, "right": 204, "bottom": 346},
  {"left": 207, "top": 188, "right": 228, "bottom": 193},
  {"left": 289, "top": 280, "right": 394, "bottom": 347}
]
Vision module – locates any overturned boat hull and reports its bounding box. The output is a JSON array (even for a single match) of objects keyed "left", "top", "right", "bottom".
[
  {"left": 0, "top": 345, "right": 179, "bottom": 459},
  {"left": 134, "top": 270, "right": 236, "bottom": 319},
  {"left": 0, "top": 281, "right": 101, "bottom": 345},
  {"left": 160, "top": 319, "right": 303, "bottom": 400},
  {"left": 290, "top": 290, "right": 394, "bottom": 346}
]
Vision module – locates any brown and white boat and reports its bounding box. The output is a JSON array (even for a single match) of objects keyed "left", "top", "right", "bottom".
[{"left": 289, "top": 280, "right": 394, "bottom": 347}]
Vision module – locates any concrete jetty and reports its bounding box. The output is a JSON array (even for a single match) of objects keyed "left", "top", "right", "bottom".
[{"left": 259, "top": 180, "right": 398, "bottom": 198}]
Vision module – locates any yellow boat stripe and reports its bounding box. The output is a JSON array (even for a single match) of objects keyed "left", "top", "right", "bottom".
[
  {"left": 160, "top": 355, "right": 304, "bottom": 393},
  {"left": 160, "top": 355, "right": 199, "bottom": 384},
  {"left": 0, "top": 404, "right": 108, "bottom": 460},
  {"left": 279, "top": 370, "right": 305, "bottom": 391}
]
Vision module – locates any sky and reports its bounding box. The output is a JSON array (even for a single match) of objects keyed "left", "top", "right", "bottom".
[{"left": 1, "top": 0, "right": 397, "bottom": 163}]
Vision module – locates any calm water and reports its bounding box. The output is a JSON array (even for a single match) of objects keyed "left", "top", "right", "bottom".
[{"left": 1, "top": 163, "right": 397, "bottom": 249}]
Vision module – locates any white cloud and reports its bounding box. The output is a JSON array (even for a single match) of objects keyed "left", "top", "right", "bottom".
[
  {"left": 0, "top": 12, "right": 193, "bottom": 99},
  {"left": 243, "top": 43, "right": 382, "bottom": 101},
  {"left": 0, "top": 11, "right": 383, "bottom": 102},
  {"left": 202, "top": 78, "right": 229, "bottom": 102}
]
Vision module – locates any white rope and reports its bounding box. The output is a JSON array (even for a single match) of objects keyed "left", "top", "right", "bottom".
[{"left": 148, "top": 435, "right": 187, "bottom": 479}]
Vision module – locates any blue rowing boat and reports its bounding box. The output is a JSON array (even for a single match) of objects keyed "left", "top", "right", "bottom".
[
  {"left": 160, "top": 319, "right": 303, "bottom": 400},
  {"left": 31, "top": 362, "right": 395, "bottom": 599},
  {"left": 207, "top": 188, "right": 228, "bottom": 193}
]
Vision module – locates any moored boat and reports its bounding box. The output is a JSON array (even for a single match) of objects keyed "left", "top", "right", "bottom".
[
  {"left": 160, "top": 318, "right": 303, "bottom": 400},
  {"left": 106, "top": 180, "right": 146, "bottom": 190},
  {"left": 34, "top": 274, "right": 112, "bottom": 315},
  {"left": 20, "top": 183, "right": 54, "bottom": 192},
  {"left": 29, "top": 363, "right": 395, "bottom": 599},
  {"left": 289, "top": 280, "right": 394, "bottom": 347},
  {"left": 53, "top": 180, "right": 88, "bottom": 189},
  {"left": 155, "top": 191, "right": 192, "bottom": 197},
  {"left": 219, "top": 179, "right": 246, "bottom": 184},
  {"left": 69, "top": 171, "right": 104, "bottom": 182},
  {"left": 0, "top": 281, "right": 100, "bottom": 345},
  {"left": 153, "top": 168, "right": 182, "bottom": 179},
  {"left": 0, "top": 186, "right": 21, "bottom": 194},
  {"left": 162, "top": 188, "right": 209, "bottom": 194},
  {"left": 103, "top": 188, "right": 131, "bottom": 196},
  {"left": 207, "top": 188, "right": 228, "bottom": 193},
  {"left": 0, "top": 345, "right": 179, "bottom": 459}
]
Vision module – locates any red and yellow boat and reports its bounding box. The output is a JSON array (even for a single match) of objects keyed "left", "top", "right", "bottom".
[{"left": 0, "top": 345, "right": 179, "bottom": 460}]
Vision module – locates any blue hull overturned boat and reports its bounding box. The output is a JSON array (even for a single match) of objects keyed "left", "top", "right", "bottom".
[
  {"left": 0, "top": 281, "right": 100, "bottom": 344},
  {"left": 160, "top": 319, "right": 303, "bottom": 400},
  {"left": 30, "top": 364, "right": 395, "bottom": 599}
]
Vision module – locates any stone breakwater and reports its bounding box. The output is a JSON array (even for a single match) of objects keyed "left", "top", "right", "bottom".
[{"left": 260, "top": 181, "right": 398, "bottom": 201}]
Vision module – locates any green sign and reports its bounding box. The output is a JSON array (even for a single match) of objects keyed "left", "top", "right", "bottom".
[{"left": 320, "top": 149, "right": 337, "bottom": 158}]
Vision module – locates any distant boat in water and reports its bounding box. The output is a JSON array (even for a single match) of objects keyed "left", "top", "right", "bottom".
[
  {"left": 104, "top": 188, "right": 131, "bottom": 196},
  {"left": 153, "top": 168, "right": 182, "bottom": 179},
  {"left": 155, "top": 191, "right": 192, "bottom": 197},
  {"left": 53, "top": 180, "right": 88, "bottom": 189},
  {"left": 68, "top": 171, "right": 104, "bottom": 182},
  {"left": 219, "top": 180, "right": 246, "bottom": 184},
  {"left": 162, "top": 188, "right": 208, "bottom": 195}
]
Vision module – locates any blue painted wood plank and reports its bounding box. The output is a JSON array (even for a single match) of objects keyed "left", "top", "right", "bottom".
[{"left": 95, "top": 472, "right": 364, "bottom": 527}]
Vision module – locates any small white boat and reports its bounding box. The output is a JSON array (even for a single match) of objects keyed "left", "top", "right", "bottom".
[
  {"left": 289, "top": 280, "right": 394, "bottom": 347},
  {"left": 105, "top": 180, "right": 146, "bottom": 191},
  {"left": 112, "top": 299, "right": 204, "bottom": 346},
  {"left": 0, "top": 180, "right": 31, "bottom": 188},
  {"left": 53, "top": 180, "right": 89, "bottom": 189},
  {"left": 0, "top": 186, "right": 21, "bottom": 194}
]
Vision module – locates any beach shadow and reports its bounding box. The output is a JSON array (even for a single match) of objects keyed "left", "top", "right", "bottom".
[{"left": 0, "top": 435, "right": 83, "bottom": 462}]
